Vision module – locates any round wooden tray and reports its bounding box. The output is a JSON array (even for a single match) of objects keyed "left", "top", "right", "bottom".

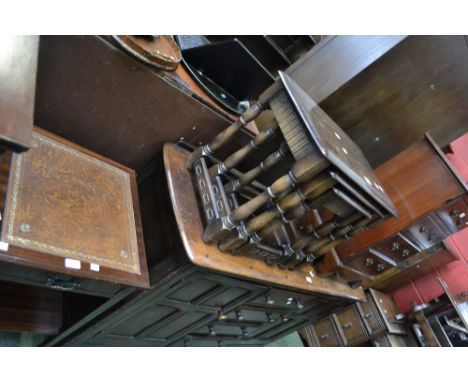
[{"left": 113, "top": 35, "right": 182, "bottom": 71}]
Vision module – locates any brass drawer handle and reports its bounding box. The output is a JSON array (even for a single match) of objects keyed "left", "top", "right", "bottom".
[
  {"left": 342, "top": 322, "right": 353, "bottom": 329},
  {"left": 319, "top": 333, "right": 329, "bottom": 340}
]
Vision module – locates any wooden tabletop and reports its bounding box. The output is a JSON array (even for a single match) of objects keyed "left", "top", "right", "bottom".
[{"left": 164, "top": 143, "right": 364, "bottom": 301}]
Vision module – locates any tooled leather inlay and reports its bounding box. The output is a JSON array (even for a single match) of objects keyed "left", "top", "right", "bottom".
[{"left": 2, "top": 132, "right": 140, "bottom": 274}]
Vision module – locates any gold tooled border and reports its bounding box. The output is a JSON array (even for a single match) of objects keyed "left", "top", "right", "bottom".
[{"left": 2, "top": 132, "right": 140, "bottom": 274}]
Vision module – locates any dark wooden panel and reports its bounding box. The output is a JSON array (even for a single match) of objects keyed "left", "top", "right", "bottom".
[
  {"left": 0, "top": 280, "right": 62, "bottom": 335},
  {"left": 0, "top": 35, "right": 38, "bottom": 151},
  {"left": 49, "top": 267, "right": 349, "bottom": 347},
  {"left": 321, "top": 35, "right": 468, "bottom": 167},
  {"left": 34, "top": 36, "right": 232, "bottom": 172},
  {"left": 287, "top": 35, "right": 406, "bottom": 105}
]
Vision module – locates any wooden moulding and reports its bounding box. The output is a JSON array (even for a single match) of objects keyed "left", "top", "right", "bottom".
[
  {"left": 163, "top": 142, "right": 365, "bottom": 301},
  {"left": 0, "top": 127, "right": 149, "bottom": 289}
]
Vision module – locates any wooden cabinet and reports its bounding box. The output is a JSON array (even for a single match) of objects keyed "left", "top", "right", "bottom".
[
  {"left": 48, "top": 268, "right": 346, "bottom": 347},
  {"left": 320, "top": 135, "right": 468, "bottom": 291},
  {"left": 302, "top": 289, "right": 409, "bottom": 346}
]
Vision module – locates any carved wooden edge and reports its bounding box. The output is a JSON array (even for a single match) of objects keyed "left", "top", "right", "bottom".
[
  {"left": 163, "top": 142, "right": 365, "bottom": 301},
  {"left": 0, "top": 126, "right": 150, "bottom": 289},
  {"left": 425, "top": 133, "right": 468, "bottom": 194}
]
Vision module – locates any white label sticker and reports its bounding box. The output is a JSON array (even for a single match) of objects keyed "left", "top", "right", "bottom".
[
  {"left": 90, "top": 263, "right": 100, "bottom": 272},
  {"left": 0, "top": 241, "right": 9, "bottom": 251},
  {"left": 65, "top": 258, "right": 81, "bottom": 270}
]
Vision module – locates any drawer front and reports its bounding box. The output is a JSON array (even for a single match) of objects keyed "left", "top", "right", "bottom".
[
  {"left": 333, "top": 305, "right": 368, "bottom": 346},
  {"left": 435, "top": 197, "right": 468, "bottom": 233},
  {"left": 375, "top": 232, "right": 420, "bottom": 262},
  {"left": 369, "top": 289, "right": 406, "bottom": 335},
  {"left": 345, "top": 250, "right": 395, "bottom": 277},
  {"left": 247, "top": 289, "right": 316, "bottom": 313},
  {"left": 406, "top": 215, "right": 450, "bottom": 250},
  {"left": 357, "top": 295, "right": 385, "bottom": 336},
  {"left": 0, "top": 260, "right": 120, "bottom": 298},
  {"left": 313, "top": 318, "right": 341, "bottom": 347}
]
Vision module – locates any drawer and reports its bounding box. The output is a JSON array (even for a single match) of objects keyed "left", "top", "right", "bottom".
[
  {"left": 313, "top": 317, "right": 342, "bottom": 347},
  {"left": 369, "top": 289, "right": 406, "bottom": 335},
  {"left": 333, "top": 305, "right": 368, "bottom": 346},
  {"left": 0, "top": 260, "right": 121, "bottom": 298},
  {"left": 435, "top": 197, "right": 468, "bottom": 234},
  {"left": 375, "top": 232, "right": 420, "bottom": 262},
  {"left": 247, "top": 289, "right": 316, "bottom": 313},
  {"left": 345, "top": 249, "right": 395, "bottom": 277},
  {"left": 406, "top": 214, "right": 450, "bottom": 250},
  {"left": 373, "top": 334, "right": 409, "bottom": 347},
  {"left": 357, "top": 294, "right": 385, "bottom": 336}
]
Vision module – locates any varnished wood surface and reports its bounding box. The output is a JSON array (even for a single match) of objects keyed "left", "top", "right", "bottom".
[
  {"left": 332, "top": 137, "right": 465, "bottom": 262},
  {"left": 34, "top": 36, "right": 238, "bottom": 173},
  {"left": 364, "top": 244, "right": 457, "bottom": 291},
  {"left": 163, "top": 142, "right": 364, "bottom": 301},
  {"left": 0, "top": 280, "right": 62, "bottom": 335},
  {"left": 0, "top": 36, "right": 39, "bottom": 151},
  {"left": 0, "top": 127, "right": 149, "bottom": 289},
  {"left": 321, "top": 35, "right": 468, "bottom": 167},
  {"left": 287, "top": 35, "right": 406, "bottom": 105}
]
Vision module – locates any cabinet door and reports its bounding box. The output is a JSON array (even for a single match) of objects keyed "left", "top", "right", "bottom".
[
  {"left": 0, "top": 36, "right": 38, "bottom": 151},
  {"left": 333, "top": 305, "right": 368, "bottom": 346},
  {"left": 0, "top": 128, "right": 149, "bottom": 289}
]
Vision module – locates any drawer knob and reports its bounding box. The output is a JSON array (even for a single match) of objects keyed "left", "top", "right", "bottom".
[
  {"left": 236, "top": 309, "right": 244, "bottom": 321},
  {"left": 242, "top": 327, "right": 249, "bottom": 337},
  {"left": 419, "top": 225, "right": 433, "bottom": 241},
  {"left": 266, "top": 313, "right": 275, "bottom": 323},
  {"left": 391, "top": 242, "right": 400, "bottom": 251},
  {"left": 218, "top": 309, "right": 228, "bottom": 321},
  {"left": 342, "top": 322, "right": 353, "bottom": 329},
  {"left": 364, "top": 313, "right": 374, "bottom": 318},
  {"left": 402, "top": 249, "right": 410, "bottom": 257},
  {"left": 265, "top": 293, "right": 275, "bottom": 305},
  {"left": 281, "top": 315, "right": 289, "bottom": 323},
  {"left": 295, "top": 299, "right": 304, "bottom": 310},
  {"left": 365, "top": 257, "right": 374, "bottom": 266},
  {"left": 319, "top": 333, "right": 329, "bottom": 340},
  {"left": 208, "top": 324, "right": 216, "bottom": 336},
  {"left": 376, "top": 264, "right": 385, "bottom": 272}
]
